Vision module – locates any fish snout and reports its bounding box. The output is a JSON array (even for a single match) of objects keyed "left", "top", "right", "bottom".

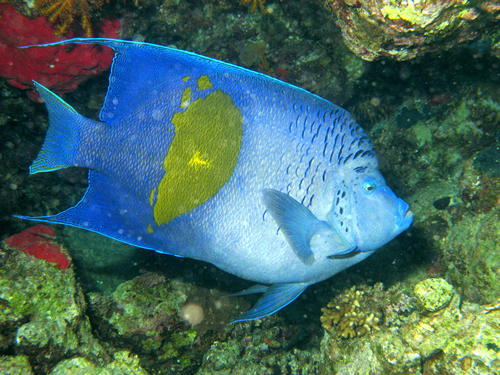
[{"left": 396, "top": 198, "right": 413, "bottom": 230}]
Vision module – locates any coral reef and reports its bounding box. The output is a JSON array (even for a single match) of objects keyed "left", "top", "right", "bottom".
[
  {"left": 4, "top": 224, "right": 70, "bottom": 269},
  {"left": 460, "top": 160, "right": 500, "bottom": 214},
  {"left": 238, "top": 39, "right": 268, "bottom": 68},
  {"left": 0, "top": 4, "right": 119, "bottom": 102},
  {"left": 320, "top": 282, "right": 500, "bottom": 374},
  {"left": 325, "top": 0, "right": 500, "bottom": 61},
  {"left": 0, "top": 351, "right": 150, "bottom": 374},
  {"left": 474, "top": 143, "right": 500, "bottom": 177},
  {"left": 196, "top": 315, "right": 322, "bottom": 374},
  {"left": 0, "top": 355, "right": 34, "bottom": 375},
  {"left": 408, "top": 180, "right": 462, "bottom": 224},
  {"left": 87, "top": 272, "right": 187, "bottom": 354},
  {"left": 443, "top": 208, "right": 500, "bottom": 304},
  {"left": 348, "top": 95, "right": 390, "bottom": 126},
  {"left": 87, "top": 272, "right": 217, "bottom": 372},
  {"left": 1, "top": 0, "right": 500, "bottom": 373},
  {"left": 383, "top": 290, "right": 415, "bottom": 327},
  {"left": 321, "top": 283, "right": 420, "bottom": 338},
  {"left": 120, "top": 0, "right": 356, "bottom": 105},
  {"left": 371, "top": 89, "right": 500, "bottom": 203},
  {"left": 86, "top": 269, "right": 321, "bottom": 373}
]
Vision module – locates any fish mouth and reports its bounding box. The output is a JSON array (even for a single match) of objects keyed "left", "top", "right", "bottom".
[{"left": 396, "top": 199, "right": 413, "bottom": 229}]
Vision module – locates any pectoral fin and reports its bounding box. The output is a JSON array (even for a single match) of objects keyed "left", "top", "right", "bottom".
[
  {"left": 230, "top": 282, "right": 309, "bottom": 323},
  {"left": 263, "top": 189, "right": 328, "bottom": 266}
]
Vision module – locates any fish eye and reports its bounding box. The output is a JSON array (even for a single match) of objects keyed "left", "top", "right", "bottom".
[{"left": 363, "top": 181, "right": 376, "bottom": 193}]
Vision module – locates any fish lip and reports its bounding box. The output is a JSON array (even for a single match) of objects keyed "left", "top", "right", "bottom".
[{"left": 396, "top": 199, "right": 413, "bottom": 229}]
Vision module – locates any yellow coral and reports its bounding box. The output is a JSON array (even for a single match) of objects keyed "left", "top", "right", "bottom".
[
  {"left": 321, "top": 286, "right": 382, "bottom": 339},
  {"left": 241, "top": 0, "right": 267, "bottom": 13},
  {"left": 35, "top": 0, "right": 104, "bottom": 37}
]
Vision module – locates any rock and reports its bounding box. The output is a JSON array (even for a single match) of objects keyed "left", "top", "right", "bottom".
[
  {"left": 0, "top": 355, "right": 34, "bottom": 374},
  {"left": 414, "top": 278, "right": 453, "bottom": 312},
  {"left": 0, "top": 236, "right": 108, "bottom": 372},
  {"left": 325, "top": 0, "right": 500, "bottom": 61},
  {"left": 87, "top": 272, "right": 187, "bottom": 354},
  {"left": 49, "top": 351, "right": 150, "bottom": 375}
]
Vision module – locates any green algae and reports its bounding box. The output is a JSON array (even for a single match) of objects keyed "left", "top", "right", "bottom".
[
  {"left": 0, "top": 244, "right": 107, "bottom": 371},
  {"left": 202, "top": 340, "right": 243, "bottom": 371},
  {"left": 412, "top": 123, "right": 433, "bottom": 147},
  {"left": 173, "top": 328, "right": 197, "bottom": 347},
  {"left": 85, "top": 271, "right": 211, "bottom": 372},
  {"left": 103, "top": 273, "right": 186, "bottom": 346},
  {"left": 401, "top": 295, "right": 500, "bottom": 373},
  {"left": 49, "top": 351, "right": 149, "bottom": 375},
  {"left": 158, "top": 330, "right": 197, "bottom": 368},
  {"left": 341, "top": 52, "right": 367, "bottom": 82},
  {"left": 444, "top": 209, "right": 500, "bottom": 304},
  {"left": 0, "top": 355, "right": 34, "bottom": 375}
]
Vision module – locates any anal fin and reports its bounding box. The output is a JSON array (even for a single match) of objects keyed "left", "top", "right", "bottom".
[
  {"left": 230, "top": 282, "right": 309, "bottom": 323},
  {"left": 15, "top": 171, "right": 161, "bottom": 253}
]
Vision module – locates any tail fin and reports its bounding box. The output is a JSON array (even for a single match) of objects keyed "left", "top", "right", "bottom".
[{"left": 30, "top": 82, "right": 84, "bottom": 174}]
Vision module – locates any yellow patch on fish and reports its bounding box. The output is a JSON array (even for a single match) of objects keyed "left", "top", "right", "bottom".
[
  {"left": 153, "top": 89, "right": 243, "bottom": 226},
  {"left": 149, "top": 188, "right": 156, "bottom": 206},
  {"left": 180, "top": 87, "right": 191, "bottom": 108},
  {"left": 147, "top": 224, "right": 153, "bottom": 234},
  {"left": 197, "top": 75, "right": 213, "bottom": 90},
  {"left": 182, "top": 75, "right": 190, "bottom": 82}
]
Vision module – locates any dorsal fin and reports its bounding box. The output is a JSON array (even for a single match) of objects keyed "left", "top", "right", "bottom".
[
  {"left": 20, "top": 38, "right": 321, "bottom": 124},
  {"left": 76, "top": 39, "right": 217, "bottom": 122}
]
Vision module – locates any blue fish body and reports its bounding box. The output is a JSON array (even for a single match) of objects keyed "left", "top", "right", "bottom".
[{"left": 17, "top": 39, "right": 413, "bottom": 322}]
